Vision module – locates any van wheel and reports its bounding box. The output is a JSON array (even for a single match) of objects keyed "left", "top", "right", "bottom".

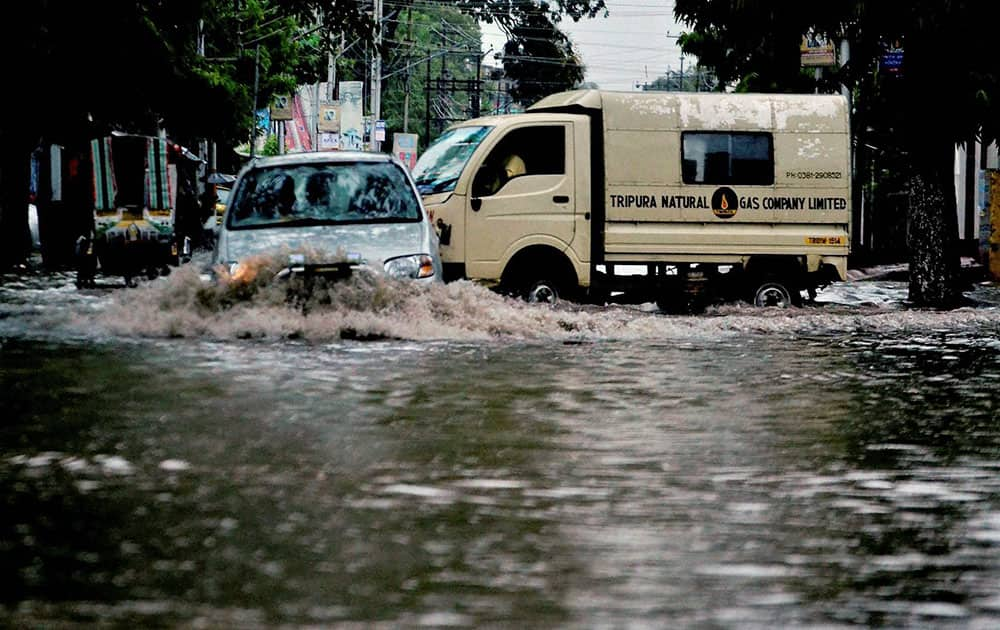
[{"left": 750, "top": 276, "right": 798, "bottom": 308}]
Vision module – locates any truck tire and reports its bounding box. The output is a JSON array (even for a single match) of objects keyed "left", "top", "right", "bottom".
[
  {"left": 750, "top": 275, "right": 798, "bottom": 308},
  {"left": 525, "top": 278, "right": 561, "bottom": 304},
  {"left": 501, "top": 246, "right": 578, "bottom": 305}
]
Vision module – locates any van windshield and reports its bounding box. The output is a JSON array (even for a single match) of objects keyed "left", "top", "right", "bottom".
[
  {"left": 412, "top": 126, "right": 493, "bottom": 195},
  {"left": 228, "top": 162, "right": 421, "bottom": 228}
]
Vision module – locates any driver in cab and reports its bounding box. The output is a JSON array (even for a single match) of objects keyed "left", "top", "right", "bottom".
[{"left": 479, "top": 153, "right": 527, "bottom": 196}]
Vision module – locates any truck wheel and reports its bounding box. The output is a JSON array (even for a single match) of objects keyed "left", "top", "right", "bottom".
[
  {"left": 750, "top": 276, "right": 798, "bottom": 308},
  {"left": 656, "top": 295, "right": 685, "bottom": 314},
  {"left": 525, "top": 279, "right": 560, "bottom": 304}
]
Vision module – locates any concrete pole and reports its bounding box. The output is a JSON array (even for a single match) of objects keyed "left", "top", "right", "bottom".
[
  {"left": 326, "top": 35, "right": 339, "bottom": 102},
  {"left": 196, "top": 19, "right": 208, "bottom": 196},
  {"left": 313, "top": 81, "right": 321, "bottom": 150},
  {"left": 403, "top": 8, "right": 412, "bottom": 133},
  {"left": 839, "top": 39, "right": 851, "bottom": 104},
  {"left": 371, "top": 0, "right": 383, "bottom": 151},
  {"left": 403, "top": 72, "right": 410, "bottom": 133},
  {"left": 250, "top": 44, "right": 260, "bottom": 159}
]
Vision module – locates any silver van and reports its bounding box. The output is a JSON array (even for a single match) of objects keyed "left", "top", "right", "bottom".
[{"left": 213, "top": 152, "right": 442, "bottom": 283}]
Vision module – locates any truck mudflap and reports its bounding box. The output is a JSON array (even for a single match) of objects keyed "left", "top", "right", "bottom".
[{"left": 806, "top": 254, "right": 848, "bottom": 282}]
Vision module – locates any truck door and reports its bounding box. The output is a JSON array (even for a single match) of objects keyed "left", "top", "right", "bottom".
[{"left": 465, "top": 122, "right": 576, "bottom": 279}]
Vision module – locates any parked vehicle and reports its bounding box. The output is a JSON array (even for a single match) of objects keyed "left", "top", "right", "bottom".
[
  {"left": 212, "top": 151, "right": 442, "bottom": 286},
  {"left": 76, "top": 134, "right": 194, "bottom": 287},
  {"left": 413, "top": 89, "right": 851, "bottom": 309}
]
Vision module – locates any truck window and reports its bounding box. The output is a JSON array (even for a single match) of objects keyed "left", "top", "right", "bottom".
[
  {"left": 473, "top": 125, "right": 566, "bottom": 196},
  {"left": 412, "top": 126, "right": 493, "bottom": 195},
  {"left": 681, "top": 132, "right": 774, "bottom": 186}
]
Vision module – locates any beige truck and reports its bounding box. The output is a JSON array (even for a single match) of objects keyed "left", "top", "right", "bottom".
[{"left": 412, "top": 89, "right": 851, "bottom": 309}]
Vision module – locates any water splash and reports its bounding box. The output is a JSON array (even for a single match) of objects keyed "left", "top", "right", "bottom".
[{"left": 7, "top": 252, "right": 1000, "bottom": 343}]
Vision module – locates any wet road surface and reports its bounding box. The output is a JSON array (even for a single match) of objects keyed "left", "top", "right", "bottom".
[{"left": 2, "top": 261, "right": 1000, "bottom": 627}]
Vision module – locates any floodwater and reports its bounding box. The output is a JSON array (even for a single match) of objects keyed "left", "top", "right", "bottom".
[{"left": 3, "top": 258, "right": 1000, "bottom": 628}]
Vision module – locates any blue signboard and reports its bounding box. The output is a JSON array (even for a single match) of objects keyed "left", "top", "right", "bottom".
[
  {"left": 256, "top": 108, "right": 271, "bottom": 131},
  {"left": 880, "top": 40, "right": 904, "bottom": 76}
]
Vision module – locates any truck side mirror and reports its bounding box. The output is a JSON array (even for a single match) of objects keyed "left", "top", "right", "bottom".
[{"left": 436, "top": 218, "right": 452, "bottom": 245}]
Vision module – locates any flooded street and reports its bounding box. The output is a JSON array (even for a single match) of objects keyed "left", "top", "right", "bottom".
[{"left": 3, "top": 262, "right": 1000, "bottom": 627}]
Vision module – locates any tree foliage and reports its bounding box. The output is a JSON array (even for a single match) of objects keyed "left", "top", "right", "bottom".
[
  {"left": 502, "top": 8, "right": 585, "bottom": 104},
  {"left": 376, "top": 4, "right": 484, "bottom": 142}
]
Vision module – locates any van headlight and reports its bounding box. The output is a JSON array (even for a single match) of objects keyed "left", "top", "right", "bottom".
[{"left": 384, "top": 254, "right": 435, "bottom": 279}]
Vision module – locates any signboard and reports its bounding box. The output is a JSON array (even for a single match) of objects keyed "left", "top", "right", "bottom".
[
  {"left": 318, "top": 132, "right": 340, "bottom": 151},
  {"left": 800, "top": 32, "right": 836, "bottom": 67},
  {"left": 270, "top": 94, "right": 293, "bottom": 121},
  {"left": 393, "top": 133, "right": 419, "bottom": 170},
  {"left": 880, "top": 39, "right": 904, "bottom": 76},
  {"left": 375, "top": 120, "right": 387, "bottom": 143},
  {"left": 318, "top": 102, "right": 341, "bottom": 132},
  {"left": 362, "top": 116, "right": 374, "bottom": 151},
  {"left": 256, "top": 108, "right": 270, "bottom": 131},
  {"left": 339, "top": 81, "right": 364, "bottom": 151}
]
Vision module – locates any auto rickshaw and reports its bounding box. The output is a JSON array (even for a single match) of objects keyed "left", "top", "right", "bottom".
[{"left": 76, "top": 134, "right": 195, "bottom": 287}]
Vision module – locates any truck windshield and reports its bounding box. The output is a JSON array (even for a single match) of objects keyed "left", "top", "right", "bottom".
[
  {"left": 412, "top": 126, "right": 493, "bottom": 195},
  {"left": 228, "top": 162, "right": 421, "bottom": 229}
]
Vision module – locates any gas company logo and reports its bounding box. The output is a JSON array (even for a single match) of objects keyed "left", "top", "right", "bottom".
[{"left": 711, "top": 187, "right": 739, "bottom": 219}]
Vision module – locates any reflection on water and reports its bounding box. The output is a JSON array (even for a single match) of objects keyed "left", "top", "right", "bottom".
[{"left": 2, "top": 265, "right": 1000, "bottom": 626}]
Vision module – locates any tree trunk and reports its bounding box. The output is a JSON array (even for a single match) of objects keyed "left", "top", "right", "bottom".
[{"left": 906, "top": 142, "right": 964, "bottom": 308}]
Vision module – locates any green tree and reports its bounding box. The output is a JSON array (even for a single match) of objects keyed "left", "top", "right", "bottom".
[
  {"left": 673, "top": 0, "right": 1000, "bottom": 307},
  {"left": 376, "top": 4, "right": 484, "bottom": 145},
  {"left": 501, "top": 7, "right": 585, "bottom": 105}
]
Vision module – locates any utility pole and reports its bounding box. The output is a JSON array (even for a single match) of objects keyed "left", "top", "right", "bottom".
[
  {"left": 473, "top": 51, "right": 482, "bottom": 117},
  {"left": 327, "top": 32, "right": 342, "bottom": 102},
  {"left": 196, "top": 19, "right": 213, "bottom": 190},
  {"left": 250, "top": 44, "right": 260, "bottom": 159},
  {"left": 371, "top": 0, "right": 383, "bottom": 151},
  {"left": 311, "top": 11, "right": 323, "bottom": 151},
  {"left": 425, "top": 53, "right": 432, "bottom": 142},
  {"left": 403, "top": 7, "right": 412, "bottom": 133}
]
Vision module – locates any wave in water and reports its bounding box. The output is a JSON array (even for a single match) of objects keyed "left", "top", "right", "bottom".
[{"left": 80, "top": 254, "right": 1000, "bottom": 343}]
